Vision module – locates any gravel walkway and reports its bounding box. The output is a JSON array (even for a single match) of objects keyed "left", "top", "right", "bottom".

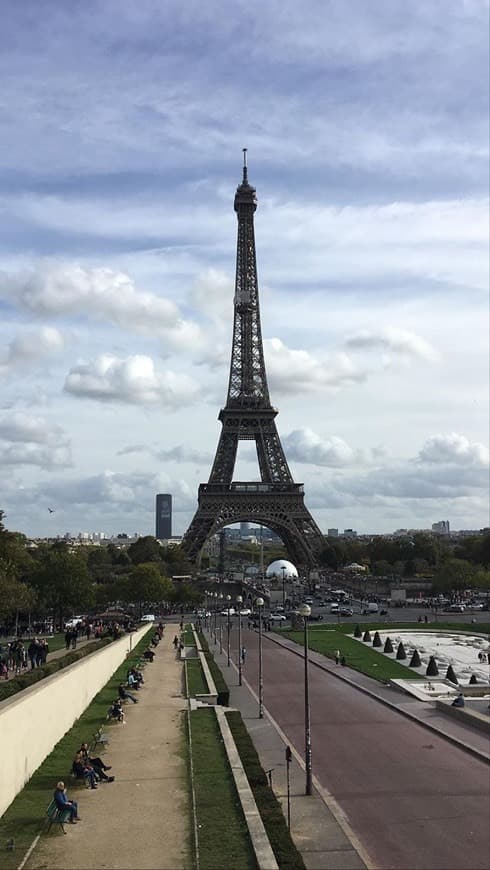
[{"left": 27, "top": 637, "right": 191, "bottom": 870}]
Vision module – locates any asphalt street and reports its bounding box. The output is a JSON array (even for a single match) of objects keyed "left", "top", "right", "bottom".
[{"left": 221, "top": 621, "right": 490, "bottom": 870}]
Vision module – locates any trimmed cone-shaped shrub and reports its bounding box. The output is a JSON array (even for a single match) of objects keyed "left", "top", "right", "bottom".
[
  {"left": 396, "top": 641, "right": 407, "bottom": 660},
  {"left": 409, "top": 649, "right": 422, "bottom": 667},
  {"left": 426, "top": 655, "right": 439, "bottom": 676},
  {"left": 446, "top": 665, "right": 458, "bottom": 684},
  {"left": 384, "top": 637, "right": 394, "bottom": 653},
  {"left": 469, "top": 673, "right": 478, "bottom": 685},
  {"left": 373, "top": 631, "right": 382, "bottom": 647},
  {"left": 362, "top": 630, "right": 371, "bottom": 642},
  {"left": 354, "top": 625, "right": 362, "bottom": 638}
]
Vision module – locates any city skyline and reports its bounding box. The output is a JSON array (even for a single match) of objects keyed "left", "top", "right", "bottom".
[{"left": 0, "top": 1, "right": 488, "bottom": 538}]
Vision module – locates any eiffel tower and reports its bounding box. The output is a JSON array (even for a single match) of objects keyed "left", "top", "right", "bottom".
[{"left": 181, "top": 153, "right": 324, "bottom": 569}]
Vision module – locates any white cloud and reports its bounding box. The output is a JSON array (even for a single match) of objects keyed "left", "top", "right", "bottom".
[
  {"left": 0, "top": 411, "right": 72, "bottom": 469},
  {"left": 264, "top": 339, "right": 365, "bottom": 394},
  {"left": 345, "top": 326, "right": 440, "bottom": 362},
  {"left": 1, "top": 263, "right": 202, "bottom": 349},
  {"left": 417, "top": 433, "right": 489, "bottom": 467},
  {"left": 63, "top": 353, "right": 200, "bottom": 407},
  {"left": 283, "top": 429, "right": 357, "bottom": 467},
  {"left": 0, "top": 325, "right": 64, "bottom": 373}
]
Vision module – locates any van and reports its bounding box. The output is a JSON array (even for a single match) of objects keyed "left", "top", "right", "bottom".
[
  {"left": 362, "top": 602, "right": 379, "bottom": 614},
  {"left": 330, "top": 603, "right": 339, "bottom": 614}
]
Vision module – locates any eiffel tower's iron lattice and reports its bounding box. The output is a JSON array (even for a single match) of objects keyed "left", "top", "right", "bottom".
[{"left": 181, "top": 153, "right": 324, "bottom": 569}]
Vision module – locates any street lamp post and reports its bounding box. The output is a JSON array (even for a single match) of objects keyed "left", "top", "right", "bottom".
[
  {"left": 226, "top": 594, "right": 232, "bottom": 666},
  {"left": 237, "top": 594, "right": 243, "bottom": 685},
  {"left": 256, "top": 597, "right": 264, "bottom": 718},
  {"left": 218, "top": 593, "right": 223, "bottom": 654},
  {"left": 213, "top": 593, "right": 218, "bottom": 644},
  {"left": 281, "top": 565, "right": 287, "bottom": 611},
  {"left": 298, "top": 603, "right": 312, "bottom": 795}
]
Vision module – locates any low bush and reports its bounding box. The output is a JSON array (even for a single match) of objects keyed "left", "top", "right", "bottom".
[
  {"left": 0, "top": 638, "right": 114, "bottom": 703},
  {"left": 196, "top": 629, "right": 230, "bottom": 705},
  {"left": 225, "top": 711, "right": 306, "bottom": 870}
]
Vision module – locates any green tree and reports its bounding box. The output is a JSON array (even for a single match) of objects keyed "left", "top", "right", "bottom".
[
  {"left": 30, "top": 544, "right": 94, "bottom": 627},
  {"left": 433, "top": 558, "right": 475, "bottom": 593},
  {"left": 127, "top": 536, "right": 162, "bottom": 565},
  {"left": 122, "top": 563, "right": 173, "bottom": 617}
]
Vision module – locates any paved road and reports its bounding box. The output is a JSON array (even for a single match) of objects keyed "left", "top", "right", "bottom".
[{"left": 228, "top": 624, "right": 490, "bottom": 870}]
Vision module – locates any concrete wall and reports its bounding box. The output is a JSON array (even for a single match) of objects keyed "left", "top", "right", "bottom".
[{"left": 0, "top": 625, "right": 151, "bottom": 818}]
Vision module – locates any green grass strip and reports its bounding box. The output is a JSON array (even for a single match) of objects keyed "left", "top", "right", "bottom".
[
  {"left": 195, "top": 629, "right": 229, "bottom": 705},
  {"left": 0, "top": 634, "right": 151, "bottom": 869},
  {"left": 186, "top": 658, "right": 208, "bottom": 696},
  {"left": 189, "top": 708, "right": 257, "bottom": 870},
  {"left": 225, "top": 711, "right": 306, "bottom": 870},
  {"left": 281, "top": 629, "right": 421, "bottom": 682}
]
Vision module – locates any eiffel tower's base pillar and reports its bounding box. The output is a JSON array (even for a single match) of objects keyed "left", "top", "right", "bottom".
[{"left": 181, "top": 484, "right": 323, "bottom": 571}]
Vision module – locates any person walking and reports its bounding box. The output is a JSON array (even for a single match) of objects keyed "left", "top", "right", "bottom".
[{"left": 335, "top": 649, "right": 340, "bottom": 665}]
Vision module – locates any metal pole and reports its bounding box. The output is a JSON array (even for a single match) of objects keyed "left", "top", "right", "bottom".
[
  {"left": 219, "top": 615, "right": 223, "bottom": 654},
  {"left": 282, "top": 566, "right": 286, "bottom": 610},
  {"left": 258, "top": 608, "right": 263, "bottom": 718},
  {"left": 286, "top": 746, "right": 292, "bottom": 829},
  {"left": 238, "top": 607, "right": 243, "bottom": 686},
  {"left": 304, "top": 616, "right": 312, "bottom": 795},
  {"left": 227, "top": 607, "right": 231, "bottom": 666}
]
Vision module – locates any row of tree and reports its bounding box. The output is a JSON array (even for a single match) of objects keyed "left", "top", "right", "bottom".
[{"left": 0, "top": 513, "right": 200, "bottom": 629}]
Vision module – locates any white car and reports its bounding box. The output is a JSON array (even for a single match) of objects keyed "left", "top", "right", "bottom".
[
  {"left": 65, "top": 616, "right": 84, "bottom": 629},
  {"left": 141, "top": 614, "right": 156, "bottom": 622},
  {"left": 269, "top": 613, "right": 287, "bottom": 622}
]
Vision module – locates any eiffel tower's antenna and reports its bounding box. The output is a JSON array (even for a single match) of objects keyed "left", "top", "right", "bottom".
[{"left": 242, "top": 147, "right": 248, "bottom": 184}]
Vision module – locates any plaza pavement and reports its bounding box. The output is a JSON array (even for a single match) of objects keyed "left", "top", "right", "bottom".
[{"left": 25, "top": 633, "right": 191, "bottom": 870}]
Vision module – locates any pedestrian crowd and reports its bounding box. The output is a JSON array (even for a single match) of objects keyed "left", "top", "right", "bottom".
[{"left": 0, "top": 637, "right": 49, "bottom": 678}]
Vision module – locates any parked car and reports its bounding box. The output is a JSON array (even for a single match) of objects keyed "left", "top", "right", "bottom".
[
  {"left": 308, "top": 613, "right": 324, "bottom": 621},
  {"left": 444, "top": 604, "right": 466, "bottom": 612},
  {"left": 269, "top": 613, "right": 287, "bottom": 622},
  {"left": 338, "top": 607, "right": 354, "bottom": 617},
  {"left": 141, "top": 613, "right": 156, "bottom": 622}
]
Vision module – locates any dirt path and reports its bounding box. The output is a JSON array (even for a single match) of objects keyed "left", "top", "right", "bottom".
[{"left": 28, "top": 638, "right": 191, "bottom": 870}]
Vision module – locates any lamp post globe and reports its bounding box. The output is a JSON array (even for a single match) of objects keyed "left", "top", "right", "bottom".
[
  {"left": 298, "top": 603, "right": 312, "bottom": 795},
  {"left": 255, "top": 597, "right": 265, "bottom": 718}
]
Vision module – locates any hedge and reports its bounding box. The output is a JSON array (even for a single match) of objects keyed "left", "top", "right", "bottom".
[
  {"left": 225, "top": 711, "right": 306, "bottom": 870},
  {"left": 196, "top": 628, "right": 230, "bottom": 706},
  {"left": 0, "top": 637, "right": 114, "bottom": 703}
]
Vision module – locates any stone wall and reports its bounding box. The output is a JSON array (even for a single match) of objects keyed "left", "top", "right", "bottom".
[{"left": 0, "top": 625, "right": 152, "bottom": 817}]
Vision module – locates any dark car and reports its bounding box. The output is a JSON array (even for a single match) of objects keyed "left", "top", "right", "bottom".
[
  {"left": 308, "top": 613, "right": 324, "bottom": 621},
  {"left": 338, "top": 607, "right": 354, "bottom": 617}
]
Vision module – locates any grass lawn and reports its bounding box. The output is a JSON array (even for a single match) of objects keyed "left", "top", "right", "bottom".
[
  {"left": 186, "top": 658, "right": 208, "bottom": 696},
  {"left": 0, "top": 635, "right": 151, "bottom": 870},
  {"left": 279, "top": 620, "right": 490, "bottom": 683},
  {"left": 189, "top": 708, "right": 257, "bottom": 870}
]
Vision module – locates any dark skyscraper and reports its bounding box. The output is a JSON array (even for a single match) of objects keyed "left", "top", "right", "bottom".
[{"left": 155, "top": 494, "right": 172, "bottom": 539}]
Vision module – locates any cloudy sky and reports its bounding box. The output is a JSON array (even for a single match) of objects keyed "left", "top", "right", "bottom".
[{"left": 1, "top": 0, "right": 488, "bottom": 539}]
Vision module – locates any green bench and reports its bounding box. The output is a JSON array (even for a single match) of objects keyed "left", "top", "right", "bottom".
[{"left": 46, "top": 800, "right": 71, "bottom": 834}]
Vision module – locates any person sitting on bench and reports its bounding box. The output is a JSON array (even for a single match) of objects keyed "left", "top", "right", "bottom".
[
  {"left": 452, "top": 692, "right": 465, "bottom": 708},
  {"left": 53, "top": 781, "right": 81, "bottom": 823},
  {"left": 128, "top": 669, "right": 142, "bottom": 689},
  {"left": 108, "top": 699, "right": 126, "bottom": 722},
  {"left": 72, "top": 751, "right": 98, "bottom": 788},
  {"left": 118, "top": 682, "right": 138, "bottom": 704},
  {"left": 79, "top": 743, "right": 114, "bottom": 782},
  {"left": 143, "top": 647, "right": 155, "bottom": 662}
]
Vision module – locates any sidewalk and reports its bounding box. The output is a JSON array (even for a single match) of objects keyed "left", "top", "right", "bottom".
[
  {"left": 205, "top": 628, "right": 370, "bottom": 870},
  {"left": 26, "top": 637, "right": 191, "bottom": 870}
]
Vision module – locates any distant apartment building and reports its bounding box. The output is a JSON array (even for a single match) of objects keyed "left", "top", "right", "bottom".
[
  {"left": 155, "top": 493, "right": 172, "bottom": 539},
  {"left": 432, "top": 520, "right": 450, "bottom": 536},
  {"left": 327, "top": 528, "right": 339, "bottom": 537},
  {"left": 343, "top": 529, "right": 358, "bottom": 538}
]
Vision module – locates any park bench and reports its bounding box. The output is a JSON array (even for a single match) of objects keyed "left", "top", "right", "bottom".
[
  {"left": 46, "top": 799, "right": 71, "bottom": 834},
  {"left": 90, "top": 727, "right": 109, "bottom": 752}
]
